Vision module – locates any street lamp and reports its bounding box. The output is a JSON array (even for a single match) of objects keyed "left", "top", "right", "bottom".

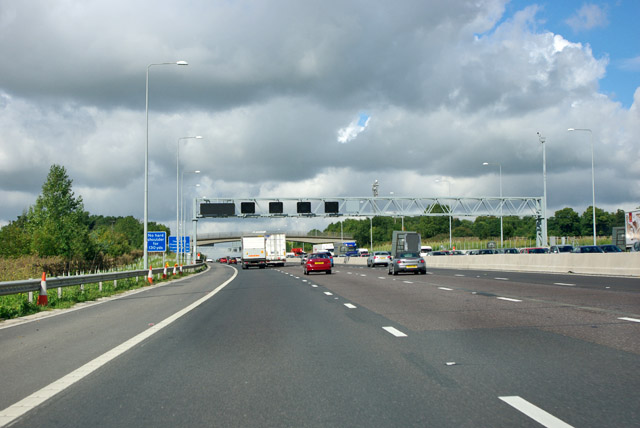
[
  {"left": 568, "top": 128, "right": 596, "bottom": 245},
  {"left": 436, "top": 179, "right": 452, "bottom": 249},
  {"left": 177, "top": 136, "right": 202, "bottom": 260},
  {"left": 370, "top": 180, "right": 378, "bottom": 250},
  {"left": 482, "top": 162, "right": 503, "bottom": 247},
  {"left": 537, "top": 132, "right": 548, "bottom": 246},
  {"left": 181, "top": 180, "right": 200, "bottom": 264},
  {"left": 143, "top": 60, "right": 188, "bottom": 270}
]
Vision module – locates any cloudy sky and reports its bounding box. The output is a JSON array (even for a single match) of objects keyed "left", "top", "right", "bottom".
[{"left": 0, "top": 0, "right": 638, "bottom": 235}]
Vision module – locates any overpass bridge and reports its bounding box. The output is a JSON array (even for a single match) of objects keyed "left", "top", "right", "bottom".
[{"left": 197, "top": 231, "right": 354, "bottom": 246}]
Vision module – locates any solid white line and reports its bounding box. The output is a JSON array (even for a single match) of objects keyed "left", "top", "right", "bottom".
[
  {"left": 618, "top": 317, "right": 640, "bottom": 323},
  {"left": 438, "top": 287, "right": 453, "bottom": 291},
  {"left": 497, "top": 297, "right": 522, "bottom": 302},
  {"left": 382, "top": 326, "right": 407, "bottom": 337},
  {"left": 0, "top": 268, "right": 238, "bottom": 428},
  {"left": 344, "top": 303, "right": 357, "bottom": 309},
  {"left": 499, "top": 396, "right": 574, "bottom": 428},
  {"left": 554, "top": 282, "right": 575, "bottom": 286}
]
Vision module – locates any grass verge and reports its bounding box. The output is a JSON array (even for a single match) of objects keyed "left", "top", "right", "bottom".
[{"left": 0, "top": 265, "right": 207, "bottom": 321}]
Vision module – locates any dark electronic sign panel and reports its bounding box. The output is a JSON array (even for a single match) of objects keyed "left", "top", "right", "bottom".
[
  {"left": 240, "top": 202, "right": 256, "bottom": 214},
  {"left": 200, "top": 203, "right": 235, "bottom": 217},
  {"left": 297, "top": 202, "right": 311, "bottom": 214},
  {"left": 324, "top": 201, "right": 339, "bottom": 214},
  {"left": 269, "top": 202, "right": 283, "bottom": 214}
]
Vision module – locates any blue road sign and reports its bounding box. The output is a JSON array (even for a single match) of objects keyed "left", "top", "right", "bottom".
[
  {"left": 169, "top": 236, "right": 191, "bottom": 253},
  {"left": 147, "top": 231, "right": 167, "bottom": 252}
]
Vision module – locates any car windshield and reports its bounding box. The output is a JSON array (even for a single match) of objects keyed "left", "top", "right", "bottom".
[
  {"left": 311, "top": 253, "right": 328, "bottom": 259},
  {"left": 399, "top": 252, "right": 419, "bottom": 258}
]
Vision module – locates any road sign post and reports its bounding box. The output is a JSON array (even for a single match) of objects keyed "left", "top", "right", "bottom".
[
  {"left": 169, "top": 236, "right": 191, "bottom": 253},
  {"left": 147, "top": 231, "right": 167, "bottom": 253}
]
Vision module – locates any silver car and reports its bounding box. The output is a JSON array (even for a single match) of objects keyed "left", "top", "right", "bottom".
[
  {"left": 388, "top": 251, "right": 426, "bottom": 275},
  {"left": 367, "top": 251, "right": 391, "bottom": 267}
]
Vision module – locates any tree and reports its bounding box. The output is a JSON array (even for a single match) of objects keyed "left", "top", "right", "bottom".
[
  {"left": 548, "top": 207, "right": 580, "bottom": 236},
  {"left": 26, "top": 165, "right": 93, "bottom": 259},
  {"left": 580, "top": 206, "right": 611, "bottom": 237},
  {"left": 0, "top": 213, "right": 31, "bottom": 257}
]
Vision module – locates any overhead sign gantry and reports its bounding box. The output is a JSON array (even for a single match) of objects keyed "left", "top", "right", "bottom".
[
  {"left": 195, "top": 196, "right": 543, "bottom": 219},
  {"left": 191, "top": 195, "right": 547, "bottom": 248}
]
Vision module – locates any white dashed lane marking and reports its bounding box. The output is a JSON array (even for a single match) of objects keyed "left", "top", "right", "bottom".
[
  {"left": 497, "top": 297, "right": 522, "bottom": 302},
  {"left": 382, "top": 326, "right": 408, "bottom": 337},
  {"left": 499, "top": 396, "right": 574, "bottom": 428}
]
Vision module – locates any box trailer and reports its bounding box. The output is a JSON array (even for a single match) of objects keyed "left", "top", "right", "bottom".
[
  {"left": 265, "top": 233, "right": 287, "bottom": 267},
  {"left": 241, "top": 235, "right": 267, "bottom": 269},
  {"left": 626, "top": 210, "right": 640, "bottom": 251},
  {"left": 312, "top": 243, "right": 334, "bottom": 254}
]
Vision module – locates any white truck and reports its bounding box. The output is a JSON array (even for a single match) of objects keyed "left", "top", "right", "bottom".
[
  {"left": 265, "top": 233, "right": 287, "bottom": 267},
  {"left": 312, "top": 243, "right": 334, "bottom": 254},
  {"left": 626, "top": 210, "right": 640, "bottom": 251},
  {"left": 241, "top": 235, "right": 267, "bottom": 269}
]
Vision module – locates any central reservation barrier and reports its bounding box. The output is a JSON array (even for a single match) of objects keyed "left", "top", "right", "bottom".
[{"left": 338, "top": 253, "right": 640, "bottom": 277}]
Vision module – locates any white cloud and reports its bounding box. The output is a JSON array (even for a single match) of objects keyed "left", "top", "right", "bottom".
[
  {"left": 619, "top": 56, "right": 640, "bottom": 72},
  {"left": 565, "top": 4, "right": 609, "bottom": 32},
  {"left": 337, "top": 113, "right": 370, "bottom": 144}
]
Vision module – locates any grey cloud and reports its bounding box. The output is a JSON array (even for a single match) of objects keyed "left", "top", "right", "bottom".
[{"left": 0, "top": 0, "right": 637, "bottom": 229}]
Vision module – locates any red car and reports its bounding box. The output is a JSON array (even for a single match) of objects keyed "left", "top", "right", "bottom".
[
  {"left": 219, "top": 257, "right": 228, "bottom": 263},
  {"left": 304, "top": 253, "right": 332, "bottom": 275}
]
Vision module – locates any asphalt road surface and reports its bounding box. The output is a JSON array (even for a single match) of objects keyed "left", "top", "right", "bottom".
[{"left": 1, "top": 263, "right": 638, "bottom": 427}]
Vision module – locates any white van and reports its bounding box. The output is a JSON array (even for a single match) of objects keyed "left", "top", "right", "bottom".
[{"left": 420, "top": 246, "right": 433, "bottom": 257}]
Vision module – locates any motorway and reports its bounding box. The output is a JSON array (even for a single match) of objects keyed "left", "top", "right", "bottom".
[{"left": 0, "top": 263, "right": 639, "bottom": 427}]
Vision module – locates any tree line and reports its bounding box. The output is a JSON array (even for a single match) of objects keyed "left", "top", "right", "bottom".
[
  {"left": 322, "top": 205, "right": 627, "bottom": 249},
  {"left": 0, "top": 165, "right": 169, "bottom": 271},
  {"left": 0, "top": 164, "right": 629, "bottom": 267}
]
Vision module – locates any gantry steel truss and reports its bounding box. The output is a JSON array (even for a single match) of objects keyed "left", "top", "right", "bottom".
[
  {"left": 194, "top": 196, "right": 543, "bottom": 219},
  {"left": 192, "top": 196, "right": 547, "bottom": 247}
]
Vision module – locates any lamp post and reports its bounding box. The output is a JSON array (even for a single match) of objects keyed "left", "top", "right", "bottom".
[
  {"left": 568, "top": 128, "right": 596, "bottom": 245},
  {"left": 482, "top": 162, "right": 503, "bottom": 247},
  {"left": 177, "top": 136, "right": 202, "bottom": 260},
  {"left": 436, "top": 179, "right": 452, "bottom": 249},
  {"left": 371, "top": 180, "right": 378, "bottom": 250},
  {"left": 144, "top": 60, "right": 188, "bottom": 270},
  {"left": 181, "top": 174, "right": 200, "bottom": 263},
  {"left": 537, "top": 132, "right": 548, "bottom": 246}
]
